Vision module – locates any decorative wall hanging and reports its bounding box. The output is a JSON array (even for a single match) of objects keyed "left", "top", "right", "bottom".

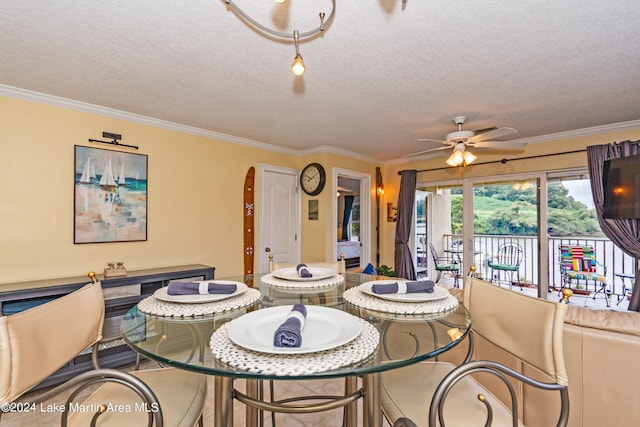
[
  {"left": 74, "top": 145, "right": 148, "bottom": 243},
  {"left": 308, "top": 199, "right": 319, "bottom": 220}
]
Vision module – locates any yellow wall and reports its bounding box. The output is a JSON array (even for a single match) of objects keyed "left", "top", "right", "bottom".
[
  {"left": 298, "top": 152, "right": 378, "bottom": 263},
  {"left": 0, "top": 95, "right": 380, "bottom": 286},
  {"left": 379, "top": 128, "right": 640, "bottom": 268}
]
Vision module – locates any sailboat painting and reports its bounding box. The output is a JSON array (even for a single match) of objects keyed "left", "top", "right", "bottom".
[{"left": 74, "top": 145, "right": 148, "bottom": 243}]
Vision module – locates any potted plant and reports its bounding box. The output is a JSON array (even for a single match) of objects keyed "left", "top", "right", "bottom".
[{"left": 376, "top": 265, "right": 396, "bottom": 277}]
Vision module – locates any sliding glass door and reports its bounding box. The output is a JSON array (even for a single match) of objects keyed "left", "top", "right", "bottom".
[{"left": 470, "top": 178, "right": 540, "bottom": 292}]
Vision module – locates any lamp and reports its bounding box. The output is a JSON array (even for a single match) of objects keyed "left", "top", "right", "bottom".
[
  {"left": 291, "top": 30, "right": 305, "bottom": 76},
  {"left": 223, "top": 0, "right": 336, "bottom": 75},
  {"left": 446, "top": 142, "right": 477, "bottom": 167},
  {"left": 462, "top": 150, "right": 477, "bottom": 165}
]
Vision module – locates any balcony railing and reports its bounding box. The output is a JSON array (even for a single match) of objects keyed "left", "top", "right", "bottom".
[{"left": 417, "top": 233, "right": 636, "bottom": 298}]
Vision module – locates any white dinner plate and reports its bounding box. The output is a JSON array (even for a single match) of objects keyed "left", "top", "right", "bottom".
[
  {"left": 271, "top": 267, "right": 336, "bottom": 282},
  {"left": 154, "top": 281, "right": 248, "bottom": 303},
  {"left": 226, "top": 305, "right": 361, "bottom": 354},
  {"left": 359, "top": 280, "right": 450, "bottom": 302}
]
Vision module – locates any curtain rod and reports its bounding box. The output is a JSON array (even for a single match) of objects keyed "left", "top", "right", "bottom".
[{"left": 398, "top": 149, "right": 587, "bottom": 174}]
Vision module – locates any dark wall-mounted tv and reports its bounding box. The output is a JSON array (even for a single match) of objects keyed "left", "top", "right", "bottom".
[{"left": 602, "top": 154, "right": 640, "bottom": 219}]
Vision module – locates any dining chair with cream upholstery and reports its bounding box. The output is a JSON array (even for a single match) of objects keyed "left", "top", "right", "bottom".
[
  {"left": 266, "top": 255, "right": 348, "bottom": 427},
  {"left": 268, "top": 254, "right": 346, "bottom": 274},
  {"left": 381, "top": 275, "right": 571, "bottom": 427},
  {"left": 0, "top": 276, "right": 206, "bottom": 427}
]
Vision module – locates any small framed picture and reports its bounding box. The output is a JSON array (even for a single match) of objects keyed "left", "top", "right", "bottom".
[{"left": 308, "top": 199, "right": 319, "bottom": 220}]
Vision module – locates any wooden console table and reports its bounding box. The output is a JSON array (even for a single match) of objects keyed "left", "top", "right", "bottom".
[{"left": 0, "top": 264, "right": 215, "bottom": 388}]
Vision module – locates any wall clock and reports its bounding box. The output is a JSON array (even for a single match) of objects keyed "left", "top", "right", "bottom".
[{"left": 300, "top": 163, "right": 326, "bottom": 196}]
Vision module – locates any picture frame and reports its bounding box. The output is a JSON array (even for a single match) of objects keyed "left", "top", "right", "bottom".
[
  {"left": 308, "top": 199, "right": 319, "bottom": 220},
  {"left": 74, "top": 145, "right": 148, "bottom": 243}
]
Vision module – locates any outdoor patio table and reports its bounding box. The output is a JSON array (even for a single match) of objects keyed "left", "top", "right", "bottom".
[{"left": 121, "top": 272, "right": 471, "bottom": 427}]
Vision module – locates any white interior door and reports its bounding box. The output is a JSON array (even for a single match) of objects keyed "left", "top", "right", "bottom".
[{"left": 258, "top": 164, "right": 301, "bottom": 273}]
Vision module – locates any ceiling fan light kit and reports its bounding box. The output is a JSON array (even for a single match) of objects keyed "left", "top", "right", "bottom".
[
  {"left": 223, "top": 0, "right": 336, "bottom": 75},
  {"left": 445, "top": 143, "right": 477, "bottom": 167}
]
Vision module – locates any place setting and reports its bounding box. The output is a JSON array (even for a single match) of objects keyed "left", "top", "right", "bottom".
[
  {"left": 137, "top": 279, "right": 261, "bottom": 317},
  {"left": 260, "top": 263, "right": 346, "bottom": 289},
  {"left": 343, "top": 278, "right": 459, "bottom": 315},
  {"left": 209, "top": 303, "right": 380, "bottom": 375}
]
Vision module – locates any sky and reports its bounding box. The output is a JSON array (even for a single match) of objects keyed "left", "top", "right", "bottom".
[{"left": 562, "top": 179, "right": 595, "bottom": 209}]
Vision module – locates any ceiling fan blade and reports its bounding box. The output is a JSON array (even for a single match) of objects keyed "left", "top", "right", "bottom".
[
  {"left": 402, "top": 146, "right": 451, "bottom": 158},
  {"left": 472, "top": 126, "right": 498, "bottom": 134},
  {"left": 471, "top": 140, "right": 527, "bottom": 149},
  {"left": 416, "top": 138, "right": 445, "bottom": 144},
  {"left": 468, "top": 127, "right": 517, "bottom": 143}
]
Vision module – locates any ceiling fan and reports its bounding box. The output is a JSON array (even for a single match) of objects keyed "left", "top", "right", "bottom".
[{"left": 403, "top": 116, "right": 525, "bottom": 166}]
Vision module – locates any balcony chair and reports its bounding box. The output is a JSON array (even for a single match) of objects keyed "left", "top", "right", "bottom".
[
  {"left": 487, "top": 243, "right": 524, "bottom": 290},
  {"left": 429, "top": 243, "right": 461, "bottom": 287},
  {"left": 559, "top": 244, "right": 609, "bottom": 307},
  {"left": 0, "top": 278, "right": 206, "bottom": 426},
  {"left": 380, "top": 275, "right": 571, "bottom": 427}
]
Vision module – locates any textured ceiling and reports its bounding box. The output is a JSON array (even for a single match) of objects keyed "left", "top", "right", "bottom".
[{"left": 1, "top": 0, "right": 640, "bottom": 161}]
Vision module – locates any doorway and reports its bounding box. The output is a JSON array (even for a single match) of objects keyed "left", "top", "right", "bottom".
[{"left": 333, "top": 168, "right": 371, "bottom": 270}]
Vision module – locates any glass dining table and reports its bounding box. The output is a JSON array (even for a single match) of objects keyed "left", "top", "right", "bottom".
[{"left": 120, "top": 272, "right": 471, "bottom": 427}]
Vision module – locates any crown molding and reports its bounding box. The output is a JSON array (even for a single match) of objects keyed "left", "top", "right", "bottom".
[
  {"left": 0, "top": 84, "right": 300, "bottom": 156},
  {"left": 0, "top": 84, "right": 382, "bottom": 163},
  {"left": 386, "top": 119, "right": 640, "bottom": 167},
  {"left": 506, "top": 119, "right": 640, "bottom": 145},
  {"left": 4, "top": 84, "right": 637, "bottom": 166},
  {"left": 300, "top": 145, "right": 379, "bottom": 164}
]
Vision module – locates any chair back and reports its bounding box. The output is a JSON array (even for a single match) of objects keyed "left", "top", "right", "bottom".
[
  {"left": 495, "top": 243, "right": 523, "bottom": 267},
  {"left": 559, "top": 245, "right": 597, "bottom": 273},
  {"left": 0, "top": 281, "right": 104, "bottom": 404},
  {"left": 463, "top": 276, "right": 568, "bottom": 385},
  {"left": 269, "top": 259, "right": 345, "bottom": 274},
  {"left": 428, "top": 243, "right": 441, "bottom": 266}
]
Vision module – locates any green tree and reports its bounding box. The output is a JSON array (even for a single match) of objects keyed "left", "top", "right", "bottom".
[{"left": 449, "top": 182, "right": 601, "bottom": 236}]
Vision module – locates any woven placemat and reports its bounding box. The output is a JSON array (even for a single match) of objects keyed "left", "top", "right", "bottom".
[
  {"left": 260, "top": 273, "right": 345, "bottom": 289},
  {"left": 209, "top": 319, "right": 379, "bottom": 376},
  {"left": 343, "top": 287, "right": 458, "bottom": 314},
  {"left": 138, "top": 288, "right": 261, "bottom": 317}
]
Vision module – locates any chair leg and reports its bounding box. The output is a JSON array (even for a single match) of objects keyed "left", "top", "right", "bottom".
[
  {"left": 269, "top": 380, "right": 275, "bottom": 427},
  {"left": 435, "top": 270, "right": 442, "bottom": 283},
  {"left": 592, "top": 283, "right": 610, "bottom": 307}
]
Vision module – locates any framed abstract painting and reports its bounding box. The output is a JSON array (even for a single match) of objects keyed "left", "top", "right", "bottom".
[{"left": 74, "top": 145, "right": 148, "bottom": 243}]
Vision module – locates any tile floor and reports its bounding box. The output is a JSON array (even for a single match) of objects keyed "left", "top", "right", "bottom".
[{"left": 0, "top": 359, "right": 392, "bottom": 426}]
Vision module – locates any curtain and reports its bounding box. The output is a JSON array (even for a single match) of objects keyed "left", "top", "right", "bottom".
[
  {"left": 394, "top": 170, "right": 417, "bottom": 280},
  {"left": 587, "top": 140, "right": 640, "bottom": 311},
  {"left": 341, "top": 195, "right": 354, "bottom": 241}
]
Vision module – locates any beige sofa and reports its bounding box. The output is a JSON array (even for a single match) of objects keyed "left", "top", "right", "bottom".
[{"left": 439, "top": 287, "right": 640, "bottom": 426}]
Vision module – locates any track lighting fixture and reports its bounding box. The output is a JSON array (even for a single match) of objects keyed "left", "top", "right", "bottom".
[{"left": 223, "top": 0, "right": 335, "bottom": 75}]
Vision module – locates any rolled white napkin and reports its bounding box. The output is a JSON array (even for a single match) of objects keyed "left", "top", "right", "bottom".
[
  {"left": 296, "top": 263, "right": 313, "bottom": 278},
  {"left": 371, "top": 280, "right": 435, "bottom": 294},
  {"left": 273, "top": 304, "right": 307, "bottom": 348},
  {"left": 167, "top": 281, "right": 237, "bottom": 295}
]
